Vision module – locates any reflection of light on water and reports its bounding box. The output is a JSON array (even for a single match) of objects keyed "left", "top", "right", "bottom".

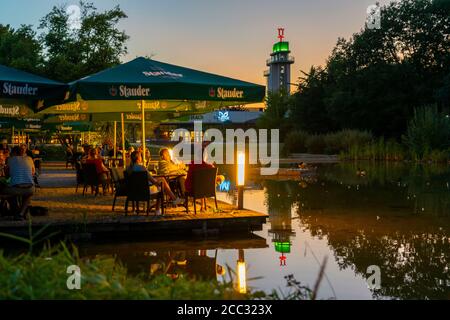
[
  {"left": 237, "top": 261, "right": 247, "bottom": 294},
  {"left": 237, "top": 249, "right": 247, "bottom": 294}
]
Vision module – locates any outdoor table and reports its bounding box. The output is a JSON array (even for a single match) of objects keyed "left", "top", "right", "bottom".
[
  {"left": 104, "top": 157, "right": 123, "bottom": 168},
  {"left": 152, "top": 174, "right": 186, "bottom": 200},
  {"left": 152, "top": 174, "right": 185, "bottom": 181}
]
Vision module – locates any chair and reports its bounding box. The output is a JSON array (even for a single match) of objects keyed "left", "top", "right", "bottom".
[
  {"left": 124, "top": 171, "right": 164, "bottom": 216},
  {"left": 75, "top": 161, "right": 85, "bottom": 193},
  {"left": 0, "top": 194, "right": 14, "bottom": 217},
  {"left": 82, "top": 163, "right": 101, "bottom": 196},
  {"left": 111, "top": 167, "right": 127, "bottom": 211},
  {"left": 185, "top": 167, "right": 218, "bottom": 215}
]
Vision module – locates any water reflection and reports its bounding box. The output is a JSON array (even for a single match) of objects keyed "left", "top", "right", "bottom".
[
  {"left": 79, "top": 235, "right": 262, "bottom": 292},
  {"left": 265, "top": 180, "right": 296, "bottom": 266},
  {"left": 79, "top": 162, "right": 449, "bottom": 299},
  {"left": 262, "top": 162, "right": 450, "bottom": 299}
]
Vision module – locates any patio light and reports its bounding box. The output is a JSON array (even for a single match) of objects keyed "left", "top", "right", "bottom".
[{"left": 237, "top": 151, "right": 245, "bottom": 209}]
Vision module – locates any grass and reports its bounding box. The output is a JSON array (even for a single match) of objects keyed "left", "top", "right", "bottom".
[
  {"left": 283, "top": 128, "right": 449, "bottom": 163},
  {"left": 0, "top": 243, "right": 251, "bottom": 300},
  {"left": 0, "top": 226, "right": 321, "bottom": 300}
]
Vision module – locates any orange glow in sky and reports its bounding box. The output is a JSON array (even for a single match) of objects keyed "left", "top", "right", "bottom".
[{"left": 0, "top": 0, "right": 395, "bottom": 87}]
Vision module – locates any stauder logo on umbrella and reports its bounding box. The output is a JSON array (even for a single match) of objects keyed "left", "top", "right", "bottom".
[
  {"left": 215, "top": 87, "right": 244, "bottom": 99},
  {"left": 2, "top": 82, "right": 38, "bottom": 96},
  {"left": 0, "top": 104, "right": 20, "bottom": 116},
  {"left": 109, "top": 86, "right": 118, "bottom": 96},
  {"left": 110, "top": 85, "right": 151, "bottom": 98}
]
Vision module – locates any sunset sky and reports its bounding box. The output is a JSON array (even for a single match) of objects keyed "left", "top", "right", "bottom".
[{"left": 0, "top": 0, "right": 394, "bottom": 86}]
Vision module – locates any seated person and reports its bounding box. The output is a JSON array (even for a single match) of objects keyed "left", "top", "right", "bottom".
[
  {"left": 3, "top": 146, "right": 35, "bottom": 220},
  {"left": 31, "top": 146, "right": 42, "bottom": 175},
  {"left": 0, "top": 150, "right": 6, "bottom": 177},
  {"left": 184, "top": 151, "right": 225, "bottom": 211},
  {"left": 80, "top": 145, "right": 91, "bottom": 163},
  {"left": 85, "top": 148, "right": 111, "bottom": 192},
  {"left": 20, "top": 144, "right": 33, "bottom": 158},
  {"left": 158, "top": 148, "right": 187, "bottom": 194},
  {"left": 0, "top": 139, "right": 9, "bottom": 152},
  {"left": 126, "top": 151, "right": 184, "bottom": 215}
]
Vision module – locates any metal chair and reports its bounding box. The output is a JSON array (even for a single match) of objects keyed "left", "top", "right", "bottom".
[
  {"left": 185, "top": 167, "right": 218, "bottom": 215},
  {"left": 75, "top": 161, "right": 85, "bottom": 193},
  {"left": 124, "top": 171, "right": 164, "bottom": 216},
  {"left": 82, "top": 163, "right": 101, "bottom": 196},
  {"left": 111, "top": 167, "right": 127, "bottom": 211}
]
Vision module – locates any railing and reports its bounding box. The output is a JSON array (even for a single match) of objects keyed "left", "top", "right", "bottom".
[{"left": 266, "top": 55, "right": 295, "bottom": 65}]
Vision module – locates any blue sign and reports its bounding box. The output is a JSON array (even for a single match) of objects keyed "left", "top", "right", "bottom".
[
  {"left": 218, "top": 180, "right": 231, "bottom": 192},
  {"left": 216, "top": 111, "right": 230, "bottom": 122}
]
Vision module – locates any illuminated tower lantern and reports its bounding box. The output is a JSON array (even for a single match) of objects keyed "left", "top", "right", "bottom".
[{"left": 264, "top": 28, "right": 295, "bottom": 95}]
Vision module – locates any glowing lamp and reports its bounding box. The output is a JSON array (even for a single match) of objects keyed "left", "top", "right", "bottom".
[
  {"left": 237, "top": 151, "right": 245, "bottom": 186},
  {"left": 236, "top": 151, "right": 245, "bottom": 210}
]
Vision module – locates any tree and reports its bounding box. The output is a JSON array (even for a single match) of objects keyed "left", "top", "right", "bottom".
[
  {"left": 0, "top": 24, "right": 42, "bottom": 73},
  {"left": 289, "top": 0, "right": 450, "bottom": 137},
  {"left": 38, "top": 1, "right": 129, "bottom": 82},
  {"left": 257, "top": 91, "right": 292, "bottom": 138},
  {"left": 289, "top": 67, "right": 338, "bottom": 134}
]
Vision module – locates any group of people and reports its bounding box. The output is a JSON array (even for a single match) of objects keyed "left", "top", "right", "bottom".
[
  {"left": 125, "top": 147, "right": 224, "bottom": 215},
  {"left": 0, "top": 141, "right": 36, "bottom": 220}
]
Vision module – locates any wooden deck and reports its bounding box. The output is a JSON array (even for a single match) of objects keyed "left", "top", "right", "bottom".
[{"left": 0, "top": 163, "right": 268, "bottom": 239}]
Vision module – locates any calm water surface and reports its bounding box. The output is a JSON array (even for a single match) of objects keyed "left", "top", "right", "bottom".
[{"left": 80, "top": 162, "right": 450, "bottom": 300}]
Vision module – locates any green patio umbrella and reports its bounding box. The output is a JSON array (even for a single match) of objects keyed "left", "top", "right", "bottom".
[
  {"left": 0, "top": 117, "right": 42, "bottom": 130},
  {"left": 0, "top": 64, "right": 68, "bottom": 145},
  {"left": 43, "top": 122, "right": 93, "bottom": 134},
  {"left": 0, "top": 64, "right": 69, "bottom": 115},
  {"left": 40, "top": 57, "right": 265, "bottom": 162}
]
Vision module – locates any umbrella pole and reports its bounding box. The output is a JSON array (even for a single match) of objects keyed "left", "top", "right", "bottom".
[
  {"left": 113, "top": 121, "right": 117, "bottom": 159},
  {"left": 141, "top": 100, "right": 146, "bottom": 165},
  {"left": 121, "top": 113, "right": 126, "bottom": 167}
]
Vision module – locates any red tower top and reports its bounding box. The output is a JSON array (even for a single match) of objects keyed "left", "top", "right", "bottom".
[{"left": 277, "top": 28, "right": 285, "bottom": 42}]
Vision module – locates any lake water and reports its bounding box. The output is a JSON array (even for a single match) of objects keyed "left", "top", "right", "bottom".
[{"left": 80, "top": 162, "right": 450, "bottom": 300}]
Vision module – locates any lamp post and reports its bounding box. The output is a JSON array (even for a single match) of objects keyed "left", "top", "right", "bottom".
[
  {"left": 113, "top": 121, "right": 117, "bottom": 159},
  {"left": 141, "top": 100, "right": 146, "bottom": 164},
  {"left": 237, "top": 151, "right": 245, "bottom": 209},
  {"left": 121, "top": 113, "right": 126, "bottom": 167}
]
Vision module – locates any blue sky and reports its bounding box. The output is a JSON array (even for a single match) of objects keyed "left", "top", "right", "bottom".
[{"left": 0, "top": 0, "right": 394, "bottom": 85}]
